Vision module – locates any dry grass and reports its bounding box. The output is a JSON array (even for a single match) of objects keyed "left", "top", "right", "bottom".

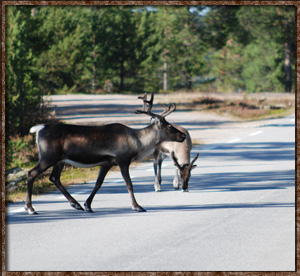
[
  {"left": 5, "top": 166, "right": 101, "bottom": 204},
  {"left": 6, "top": 161, "right": 143, "bottom": 204},
  {"left": 157, "top": 92, "right": 295, "bottom": 120},
  {"left": 191, "top": 95, "right": 294, "bottom": 120}
]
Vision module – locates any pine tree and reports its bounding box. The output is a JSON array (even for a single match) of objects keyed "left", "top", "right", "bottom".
[
  {"left": 237, "top": 6, "right": 295, "bottom": 92},
  {"left": 5, "top": 6, "right": 42, "bottom": 137}
]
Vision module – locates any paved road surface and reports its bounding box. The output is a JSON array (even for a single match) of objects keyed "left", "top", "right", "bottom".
[{"left": 5, "top": 94, "right": 295, "bottom": 271}]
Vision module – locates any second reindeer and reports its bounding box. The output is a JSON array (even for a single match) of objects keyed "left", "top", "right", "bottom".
[{"left": 138, "top": 93, "right": 199, "bottom": 192}]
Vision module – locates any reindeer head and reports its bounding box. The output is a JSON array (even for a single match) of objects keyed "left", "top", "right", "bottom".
[
  {"left": 171, "top": 152, "right": 199, "bottom": 192},
  {"left": 136, "top": 92, "right": 186, "bottom": 143}
]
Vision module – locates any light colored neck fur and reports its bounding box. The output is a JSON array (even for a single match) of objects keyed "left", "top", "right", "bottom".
[
  {"left": 134, "top": 124, "right": 161, "bottom": 161},
  {"left": 137, "top": 123, "right": 160, "bottom": 150}
]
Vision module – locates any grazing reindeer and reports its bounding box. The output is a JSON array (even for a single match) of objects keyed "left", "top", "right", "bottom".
[
  {"left": 138, "top": 95, "right": 199, "bottom": 192},
  {"left": 25, "top": 92, "right": 186, "bottom": 215}
]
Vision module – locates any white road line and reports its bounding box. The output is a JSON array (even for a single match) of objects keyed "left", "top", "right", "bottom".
[
  {"left": 249, "top": 130, "right": 263, "bottom": 136},
  {"left": 226, "top": 138, "right": 241, "bottom": 143},
  {"left": 111, "top": 179, "right": 124, "bottom": 183},
  {"left": 7, "top": 207, "right": 24, "bottom": 215}
]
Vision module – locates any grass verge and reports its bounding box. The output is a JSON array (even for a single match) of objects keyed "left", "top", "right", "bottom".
[{"left": 5, "top": 166, "right": 101, "bottom": 204}]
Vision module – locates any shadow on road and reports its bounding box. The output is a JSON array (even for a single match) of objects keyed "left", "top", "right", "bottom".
[
  {"left": 6, "top": 201, "right": 294, "bottom": 225},
  {"left": 51, "top": 102, "right": 239, "bottom": 129},
  {"left": 6, "top": 165, "right": 294, "bottom": 226},
  {"left": 146, "top": 202, "right": 294, "bottom": 212},
  {"left": 188, "top": 169, "right": 294, "bottom": 192},
  {"left": 197, "top": 142, "right": 295, "bottom": 161},
  {"left": 6, "top": 137, "right": 295, "bottom": 225}
]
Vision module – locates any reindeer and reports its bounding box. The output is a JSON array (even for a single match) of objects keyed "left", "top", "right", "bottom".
[
  {"left": 138, "top": 94, "right": 199, "bottom": 192},
  {"left": 25, "top": 92, "right": 186, "bottom": 215}
]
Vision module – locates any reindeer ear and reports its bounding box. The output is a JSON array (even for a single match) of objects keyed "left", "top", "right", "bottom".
[{"left": 191, "top": 164, "right": 197, "bottom": 170}]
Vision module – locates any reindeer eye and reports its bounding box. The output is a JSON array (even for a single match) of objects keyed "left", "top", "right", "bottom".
[{"left": 168, "top": 125, "right": 172, "bottom": 129}]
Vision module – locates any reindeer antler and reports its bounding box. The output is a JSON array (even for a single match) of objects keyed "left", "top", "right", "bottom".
[
  {"left": 137, "top": 91, "right": 154, "bottom": 113},
  {"left": 136, "top": 91, "right": 161, "bottom": 118},
  {"left": 160, "top": 103, "right": 176, "bottom": 117},
  {"left": 136, "top": 92, "right": 176, "bottom": 119},
  {"left": 171, "top": 152, "right": 199, "bottom": 171},
  {"left": 171, "top": 151, "right": 182, "bottom": 170},
  {"left": 188, "top": 153, "right": 199, "bottom": 170},
  {"left": 137, "top": 93, "right": 147, "bottom": 112}
]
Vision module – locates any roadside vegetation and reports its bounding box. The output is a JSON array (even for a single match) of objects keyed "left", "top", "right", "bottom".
[{"left": 162, "top": 92, "right": 295, "bottom": 120}]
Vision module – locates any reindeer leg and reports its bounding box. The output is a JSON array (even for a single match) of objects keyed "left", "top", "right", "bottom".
[
  {"left": 173, "top": 168, "right": 180, "bottom": 190},
  {"left": 49, "top": 162, "right": 84, "bottom": 211},
  {"left": 153, "top": 150, "right": 162, "bottom": 192},
  {"left": 157, "top": 158, "right": 163, "bottom": 191},
  {"left": 119, "top": 162, "right": 146, "bottom": 212},
  {"left": 25, "top": 160, "right": 52, "bottom": 215},
  {"left": 84, "top": 165, "right": 112, "bottom": 213}
]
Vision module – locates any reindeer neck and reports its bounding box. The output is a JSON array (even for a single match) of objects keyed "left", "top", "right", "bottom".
[{"left": 136, "top": 123, "right": 161, "bottom": 150}]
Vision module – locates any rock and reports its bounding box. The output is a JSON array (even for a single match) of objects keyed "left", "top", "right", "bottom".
[
  {"left": 5, "top": 182, "right": 18, "bottom": 193},
  {"left": 5, "top": 168, "right": 29, "bottom": 191}
]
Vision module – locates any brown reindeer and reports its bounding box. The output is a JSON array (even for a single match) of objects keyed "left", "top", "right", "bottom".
[{"left": 25, "top": 92, "right": 186, "bottom": 214}]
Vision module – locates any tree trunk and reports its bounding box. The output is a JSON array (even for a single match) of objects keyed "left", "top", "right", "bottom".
[
  {"left": 18, "top": 81, "right": 25, "bottom": 136},
  {"left": 284, "top": 41, "right": 292, "bottom": 93},
  {"left": 163, "top": 53, "right": 168, "bottom": 91},
  {"left": 31, "top": 8, "right": 36, "bottom": 17},
  {"left": 92, "top": 34, "right": 96, "bottom": 92},
  {"left": 120, "top": 58, "right": 124, "bottom": 91},
  {"left": 119, "top": 7, "right": 125, "bottom": 92}
]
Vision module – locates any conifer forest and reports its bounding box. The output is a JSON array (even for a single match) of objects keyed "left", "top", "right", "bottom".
[{"left": 5, "top": 5, "right": 295, "bottom": 139}]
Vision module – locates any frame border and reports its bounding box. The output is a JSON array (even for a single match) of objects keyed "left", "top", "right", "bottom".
[{"left": 1, "top": 1, "right": 299, "bottom": 275}]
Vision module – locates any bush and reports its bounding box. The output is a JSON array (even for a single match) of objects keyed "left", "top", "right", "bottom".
[{"left": 5, "top": 135, "right": 38, "bottom": 171}]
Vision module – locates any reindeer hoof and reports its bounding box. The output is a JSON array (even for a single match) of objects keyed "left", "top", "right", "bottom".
[
  {"left": 154, "top": 185, "right": 161, "bottom": 192},
  {"left": 174, "top": 187, "right": 179, "bottom": 190},
  {"left": 25, "top": 206, "right": 38, "bottom": 215},
  {"left": 71, "top": 202, "right": 84, "bottom": 211},
  {"left": 29, "top": 210, "right": 38, "bottom": 215},
  {"left": 133, "top": 206, "right": 146, "bottom": 212},
  {"left": 29, "top": 211, "right": 38, "bottom": 215},
  {"left": 84, "top": 203, "right": 94, "bottom": 213},
  {"left": 28, "top": 209, "right": 38, "bottom": 215}
]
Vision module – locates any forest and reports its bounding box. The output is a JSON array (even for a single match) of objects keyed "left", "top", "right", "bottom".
[{"left": 5, "top": 4, "right": 296, "bottom": 140}]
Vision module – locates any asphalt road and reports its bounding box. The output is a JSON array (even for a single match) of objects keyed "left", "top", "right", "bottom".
[{"left": 5, "top": 95, "right": 295, "bottom": 271}]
